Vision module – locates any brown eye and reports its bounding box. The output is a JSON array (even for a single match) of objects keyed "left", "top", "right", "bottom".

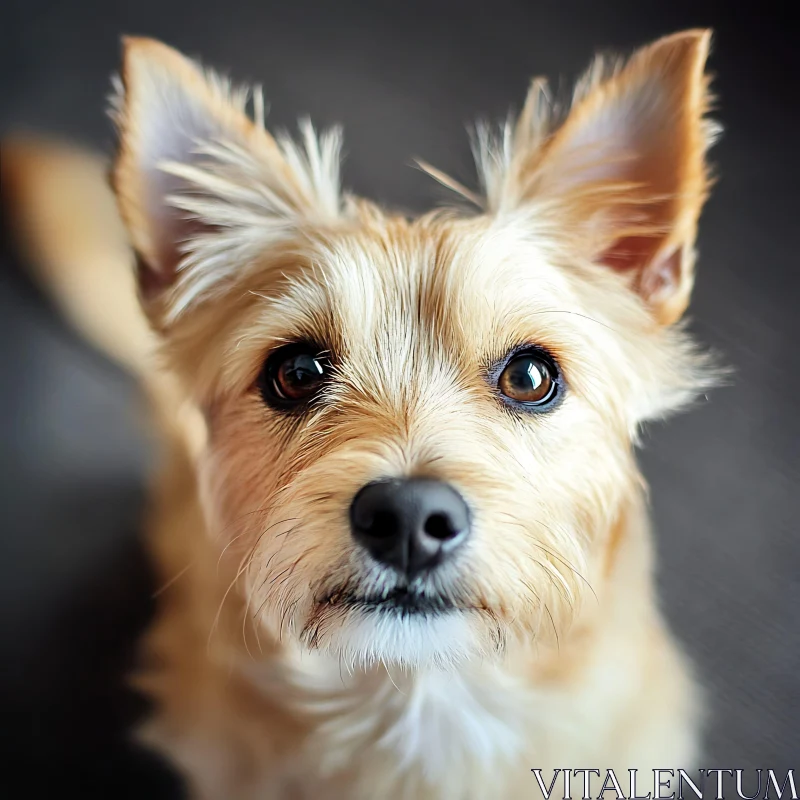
[
  {"left": 497, "top": 351, "right": 559, "bottom": 408},
  {"left": 259, "top": 344, "right": 330, "bottom": 408}
]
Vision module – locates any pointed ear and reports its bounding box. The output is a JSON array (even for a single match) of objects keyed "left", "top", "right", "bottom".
[
  {"left": 484, "top": 30, "right": 716, "bottom": 325},
  {"left": 112, "top": 37, "right": 342, "bottom": 311}
]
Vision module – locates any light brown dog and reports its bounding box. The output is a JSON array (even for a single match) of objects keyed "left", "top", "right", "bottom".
[{"left": 8, "top": 28, "right": 719, "bottom": 799}]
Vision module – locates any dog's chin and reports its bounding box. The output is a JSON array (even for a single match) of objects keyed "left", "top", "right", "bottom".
[{"left": 305, "top": 587, "right": 483, "bottom": 670}]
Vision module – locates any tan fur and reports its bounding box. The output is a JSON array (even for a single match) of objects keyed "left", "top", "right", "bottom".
[
  {"left": 9, "top": 29, "right": 718, "bottom": 799},
  {"left": 1, "top": 136, "right": 151, "bottom": 371}
]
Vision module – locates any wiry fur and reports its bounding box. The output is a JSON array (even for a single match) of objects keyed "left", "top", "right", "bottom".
[{"left": 15, "top": 29, "right": 720, "bottom": 799}]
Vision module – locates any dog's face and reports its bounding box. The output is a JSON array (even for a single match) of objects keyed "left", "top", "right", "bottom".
[{"left": 113, "top": 31, "right": 715, "bottom": 668}]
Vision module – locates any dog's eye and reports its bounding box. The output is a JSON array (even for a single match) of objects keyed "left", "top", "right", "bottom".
[
  {"left": 259, "top": 343, "right": 330, "bottom": 407},
  {"left": 496, "top": 351, "right": 559, "bottom": 409}
]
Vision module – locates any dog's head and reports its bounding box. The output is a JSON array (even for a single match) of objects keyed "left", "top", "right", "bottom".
[{"left": 112, "top": 31, "right": 716, "bottom": 668}]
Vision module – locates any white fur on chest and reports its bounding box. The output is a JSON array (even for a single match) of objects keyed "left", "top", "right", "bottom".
[
  {"left": 376, "top": 668, "right": 526, "bottom": 782},
  {"left": 259, "top": 652, "right": 530, "bottom": 790}
]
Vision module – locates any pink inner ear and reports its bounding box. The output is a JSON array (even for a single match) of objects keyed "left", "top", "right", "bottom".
[
  {"left": 135, "top": 212, "right": 214, "bottom": 303},
  {"left": 600, "top": 235, "right": 660, "bottom": 274},
  {"left": 601, "top": 236, "right": 684, "bottom": 312}
]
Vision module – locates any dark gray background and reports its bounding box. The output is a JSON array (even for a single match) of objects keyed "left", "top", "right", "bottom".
[{"left": 1, "top": 1, "right": 797, "bottom": 796}]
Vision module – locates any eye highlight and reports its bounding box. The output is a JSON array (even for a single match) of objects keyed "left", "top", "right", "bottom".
[
  {"left": 258, "top": 343, "right": 331, "bottom": 409},
  {"left": 492, "top": 348, "right": 562, "bottom": 411}
]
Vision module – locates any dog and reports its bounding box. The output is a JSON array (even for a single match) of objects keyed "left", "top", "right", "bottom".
[{"left": 8, "top": 28, "right": 719, "bottom": 799}]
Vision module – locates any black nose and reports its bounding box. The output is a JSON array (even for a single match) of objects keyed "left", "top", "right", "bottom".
[{"left": 350, "top": 479, "right": 470, "bottom": 579}]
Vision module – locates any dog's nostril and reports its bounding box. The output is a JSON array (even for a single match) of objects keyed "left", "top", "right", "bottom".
[
  {"left": 370, "top": 510, "right": 400, "bottom": 538},
  {"left": 423, "top": 512, "right": 457, "bottom": 540}
]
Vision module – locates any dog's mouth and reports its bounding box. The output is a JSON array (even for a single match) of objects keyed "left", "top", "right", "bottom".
[{"left": 323, "top": 585, "right": 457, "bottom": 616}]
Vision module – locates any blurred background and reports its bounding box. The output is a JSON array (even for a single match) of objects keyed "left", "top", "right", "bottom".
[{"left": 1, "top": 0, "right": 797, "bottom": 796}]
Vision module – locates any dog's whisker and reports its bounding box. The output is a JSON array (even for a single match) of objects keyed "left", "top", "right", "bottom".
[
  {"left": 208, "top": 516, "right": 300, "bottom": 651},
  {"left": 152, "top": 560, "right": 195, "bottom": 597},
  {"left": 496, "top": 511, "right": 597, "bottom": 605},
  {"left": 533, "top": 521, "right": 599, "bottom": 604},
  {"left": 530, "top": 308, "right": 619, "bottom": 334},
  {"left": 217, "top": 528, "right": 254, "bottom": 570}
]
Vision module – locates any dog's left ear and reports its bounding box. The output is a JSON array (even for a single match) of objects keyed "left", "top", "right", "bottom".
[
  {"left": 111, "top": 37, "right": 342, "bottom": 318},
  {"left": 488, "top": 30, "right": 716, "bottom": 325}
]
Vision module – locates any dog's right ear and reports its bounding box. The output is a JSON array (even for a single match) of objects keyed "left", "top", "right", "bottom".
[{"left": 112, "top": 38, "right": 342, "bottom": 318}]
